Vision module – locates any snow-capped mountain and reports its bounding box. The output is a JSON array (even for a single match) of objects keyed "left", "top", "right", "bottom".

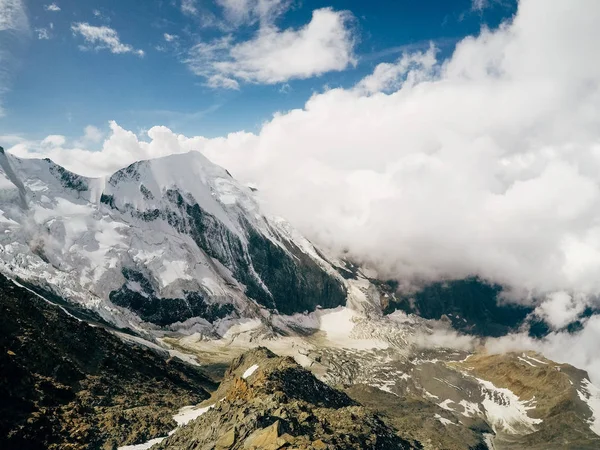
[{"left": 0, "top": 146, "right": 359, "bottom": 329}]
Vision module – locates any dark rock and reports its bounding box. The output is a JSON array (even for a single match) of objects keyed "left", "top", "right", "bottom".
[{"left": 0, "top": 274, "right": 216, "bottom": 450}]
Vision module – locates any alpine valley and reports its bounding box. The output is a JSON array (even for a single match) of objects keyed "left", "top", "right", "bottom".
[{"left": 1, "top": 146, "right": 600, "bottom": 450}]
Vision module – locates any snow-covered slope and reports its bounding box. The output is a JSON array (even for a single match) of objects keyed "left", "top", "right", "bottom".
[{"left": 0, "top": 146, "right": 360, "bottom": 329}]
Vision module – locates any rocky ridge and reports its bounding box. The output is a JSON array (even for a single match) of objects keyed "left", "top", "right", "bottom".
[{"left": 155, "top": 347, "right": 417, "bottom": 450}]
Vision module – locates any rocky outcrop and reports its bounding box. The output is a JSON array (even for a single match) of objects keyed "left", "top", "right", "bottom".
[
  {"left": 0, "top": 274, "right": 216, "bottom": 450},
  {"left": 155, "top": 348, "right": 418, "bottom": 449}
]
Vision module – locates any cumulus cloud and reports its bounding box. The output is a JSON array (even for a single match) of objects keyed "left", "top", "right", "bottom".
[
  {"left": 83, "top": 125, "right": 103, "bottom": 143},
  {"left": 534, "top": 292, "right": 590, "bottom": 330},
  {"left": 357, "top": 44, "right": 438, "bottom": 94},
  {"left": 40, "top": 135, "right": 66, "bottom": 147},
  {"left": 71, "top": 23, "right": 144, "bottom": 56},
  {"left": 8, "top": 121, "right": 248, "bottom": 177},
  {"left": 185, "top": 7, "right": 355, "bottom": 87},
  {"left": 11, "top": 1, "right": 600, "bottom": 307}
]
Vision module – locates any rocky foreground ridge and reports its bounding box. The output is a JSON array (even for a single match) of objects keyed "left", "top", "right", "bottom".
[{"left": 155, "top": 347, "right": 417, "bottom": 450}]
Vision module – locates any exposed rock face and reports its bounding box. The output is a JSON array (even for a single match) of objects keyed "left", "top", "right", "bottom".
[
  {"left": 0, "top": 274, "right": 216, "bottom": 450},
  {"left": 381, "top": 277, "right": 533, "bottom": 337},
  {"left": 155, "top": 348, "right": 418, "bottom": 449}
]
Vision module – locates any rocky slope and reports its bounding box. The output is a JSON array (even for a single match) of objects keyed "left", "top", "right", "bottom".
[
  {"left": 0, "top": 273, "right": 216, "bottom": 450},
  {"left": 154, "top": 347, "right": 417, "bottom": 449},
  {"left": 166, "top": 309, "right": 600, "bottom": 450}
]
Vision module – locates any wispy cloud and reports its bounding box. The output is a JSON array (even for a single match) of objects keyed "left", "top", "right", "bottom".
[
  {"left": 0, "top": 0, "right": 28, "bottom": 32},
  {"left": 35, "top": 27, "right": 49, "bottom": 40},
  {"left": 471, "top": 0, "right": 488, "bottom": 11},
  {"left": 0, "top": 0, "right": 29, "bottom": 116},
  {"left": 216, "top": 0, "right": 291, "bottom": 26},
  {"left": 363, "top": 37, "right": 459, "bottom": 62},
  {"left": 44, "top": 3, "right": 60, "bottom": 12},
  {"left": 71, "top": 23, "right": 144, "bottom": 57},
  {"left": 181, "top": 0, "right": 198, "bottom": 16}
]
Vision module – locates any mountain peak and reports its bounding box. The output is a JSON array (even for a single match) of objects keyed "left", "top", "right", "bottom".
[{"left": 0, "top": 150, "right": 348, "bottom": 330}]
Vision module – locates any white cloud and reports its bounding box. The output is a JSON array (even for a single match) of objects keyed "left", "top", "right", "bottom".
[
  {"left": 9, "top": 121, "right": 230, "bottom": 177},
  {"left": 12, "top": 1, "right": 600, "bottom": 309},
  {"left": 44, "top": 3, "right": 60, "bottom": 12},
  {"left": 35, "top": 27, "right": 49, "bottom": 40},
  {"left": 534, "top": 292, "right": 589, "bottom": 330},
  {"left": 206, "top": 73, "right": 240, "bottom": 90},
  {"left": 40, "top": 134, "right": 66, "bottom": 147},
  {"left": 82, "top": 125, "right": 103, "bottom": 143},
  {"left": 164, "top": 32, "right": 177, "bottom": 42},
  {"left": 70, "top": 125, "right": 104, "bottom": 148},
  {"left": 185, "top": 7, "right": 355, "bottom": 87},
  {"left": 71, "top": 23, "right": 144, "bottom": 56},
  {"left": 357, "top": 44, "right": 438, "bottom": 94}
]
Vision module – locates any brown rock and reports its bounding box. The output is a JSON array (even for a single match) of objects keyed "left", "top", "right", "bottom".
[
  {"left": 216, "top": 428, "right": 237, "bottom": 449},
  {"left": 312, "top": 440, "right": 328, "bottom": 449},
  {"left": 244, "top": 420, "right": 286, "bottom": 449}
]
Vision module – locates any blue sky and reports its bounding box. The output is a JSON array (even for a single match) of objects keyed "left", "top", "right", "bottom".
[{"left": 1, "top": 0, "right": 515, "bottom": 142}]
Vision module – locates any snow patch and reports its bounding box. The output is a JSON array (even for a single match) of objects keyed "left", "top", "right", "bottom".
[
  {"left": 423, "top": 390, "right": 439, "bottom": 400},
  {"left": 173, "top": 403, "right": 215, "bottom": 426},
  {"left": 577, "top": 378, "right": 600, "bottom": 436},
  {"left": 434, "top": 414, "right": 455, "bottom": 426},
  {"left": 438, "top": 399, "right": 455, "bottom": 411},
  {"left": 242, "top": 364, "right": 259, "bottom": 379},
  {"left": 477, "top": 378, "right": 542, "bottom": 434},
  {"left": 523, "top": 354, "right": 547, "bottom": 365},
  {"left": 517, "top": 356, "right": 537, "bottom": 367},
  {"left": 483, "top": 433, "right": 496, "bottom": 450},
  {"left": 459, "top": 399, "right": 482, "bottom": 417},
  {"left": 118, "top": 436, "right": 166, "bottom": 450}
]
